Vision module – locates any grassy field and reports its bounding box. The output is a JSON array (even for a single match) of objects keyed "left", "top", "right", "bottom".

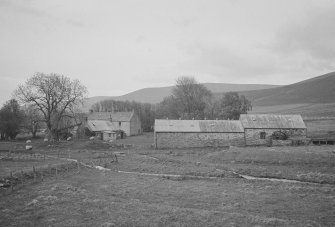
[
  {"left": 250, "top": 102, "right": 335, "bottom": 118},
  {"left": 305, "top": 119, "right": 335, "bottom": 139},
  {"left": 1, "top": 168, "right": 334, "bottom": 227},
  {"left": 1, "top": 134, "right": 335, "bottom": 226}
]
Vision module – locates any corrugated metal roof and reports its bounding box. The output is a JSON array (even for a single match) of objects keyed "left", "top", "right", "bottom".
[
  {"left": 154, "top": 120, "right": 244, "bottom": 133},
  {"left": 88, "top": 112, "right": 133, "bottom": 122},
  {"left": 239, "top": 114, "right": 306, "bottom": 129},
  {"left": 87, "top": 120, "right": 115, "bottom": 132}
]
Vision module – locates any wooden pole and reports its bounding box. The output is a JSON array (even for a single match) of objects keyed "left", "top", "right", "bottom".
[
  {"left": 21, "top": 170, "right": 24, "bottom": 185},
  {"left": 10, "top": 171, "right": 13, "bottom": 191},
  {"left": 33, "top": 166, "right": 36, "bottom": 182}
]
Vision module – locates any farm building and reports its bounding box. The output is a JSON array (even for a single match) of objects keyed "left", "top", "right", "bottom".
[
  {"left": 239, "top": 114, "right": 307, "bottom": 146},
  {"left": 86, "top": 111, "right": 142, "bottom": 139},
  {"left": 86, "top": 120, "right": 117, "bottom": 141},
  {"left": 154, "top": 119, "right": 245, "bottom": 148},
  {"left": 154, "top": 114, "right": 308, "bottom": 148}
]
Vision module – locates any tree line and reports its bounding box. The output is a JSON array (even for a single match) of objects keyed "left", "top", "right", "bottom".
[
  {"left": 155, "top": 76, "right": 252, "bottom": 120},
  {"left": 0, "top": 73, "right": 252, "bottom": 140},
  {"left": 91, "top": 76, "right": 252, "bottom": 131}
]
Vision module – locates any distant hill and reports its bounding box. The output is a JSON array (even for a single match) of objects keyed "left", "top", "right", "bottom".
[
  {"left": 238, "top": 71, "right": 335, "bottom": 106},
  {"left": 81, "top": 83, "right": 279, "bottom": 112},
  {"left": 116, "top": 83, "right": 279, "bottom": 103},
  {"left": 250, "top": 103, "right": 335, "bottom": 118},
  {"left": 82, "top": 96, "right": 115, "bottom": 112}
]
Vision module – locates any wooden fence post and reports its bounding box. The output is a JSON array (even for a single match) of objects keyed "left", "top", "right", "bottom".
[
  {"left": 10, "top": 171, "right": 13, "bottom": 191},
  {"left": 21, "top": 170, "right": 24, "bottom": 185},
  {"left": 33, "top": 166, "right": 36, "bottom": 182}
]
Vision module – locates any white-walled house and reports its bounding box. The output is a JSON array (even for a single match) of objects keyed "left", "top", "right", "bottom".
[{"left": 86, "top": 111, "right": 142, "bottom": 139}]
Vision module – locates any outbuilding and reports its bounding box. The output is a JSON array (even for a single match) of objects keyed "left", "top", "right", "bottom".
[
  {"left": 154, "top": 119, "right": 245, "bottom": 149},
  {"left": 239, "top": 114, "right": 307, "bottom": 146},
  {"left": 86, "top": 120, "right": 117, "bottom": 141}
]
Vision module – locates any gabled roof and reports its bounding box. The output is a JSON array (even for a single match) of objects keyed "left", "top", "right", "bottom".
[
  {"left": 154, "top": 119, "right": 244, "bottom": 133},
  {"left": 239, "top": 114, "right": 306, "bottom": 129},
  {"left": 88, "top": 112, "right": 133, "bottom": 122},
  {"left": 87, "top": 120, "right": 115, "bottom": 132}
]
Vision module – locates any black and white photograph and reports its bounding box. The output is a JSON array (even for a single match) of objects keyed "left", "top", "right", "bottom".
[{"left": 0, "top": 0, "right": 334, "bottom": 226}]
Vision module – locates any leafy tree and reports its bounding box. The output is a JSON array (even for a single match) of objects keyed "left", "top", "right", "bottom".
[
  {"left": 216, "top": 92, "right": 252, "bottom": 120},
  {"left": 14, "top": 73, "right": 87, "bottom": 140},
  {"left": 155, "top": 96, "right": 180, "bottom": 120},
  {"left": 0, "top": 99, "right": 24, "bottom": 140},
  {"left": 240, "top": 95, "right": 252, "bottom": 113}
]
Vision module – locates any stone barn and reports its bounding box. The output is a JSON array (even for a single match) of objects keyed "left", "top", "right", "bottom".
[
  {"left": 239, "top": 114, "right": 307, "bottom": 146},
  {"left": 154, "top": 119, "right": 245, "bottom": 149}
]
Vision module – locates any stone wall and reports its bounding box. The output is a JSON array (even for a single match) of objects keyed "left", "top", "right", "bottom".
[
  {"left": 272, "top": 140, "right": 292, "bottom": 146},
  {"left": 245, "top": 128, "right": 307, "bottom": 146},
  {"left": 155, "top": 132, "right": 245, "bottom": 149}
]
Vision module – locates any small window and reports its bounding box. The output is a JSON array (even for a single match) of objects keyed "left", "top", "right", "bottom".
[
  {"left": 119, "top": 122, "right": 121, "bottom": 126},
  {"left": 108, "top": 133, "right": 111, "bottom": 137},
  {"left": 260, "top": 132, "right": 266, "bottom": 139}
]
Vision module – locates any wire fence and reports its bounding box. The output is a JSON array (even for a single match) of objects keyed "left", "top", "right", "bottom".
[
  {"left": 0, "top": 148, "right": 120, "bottom": 195},
  {"left": 0, "top": 161, "right": 82, "bottom": 194}
]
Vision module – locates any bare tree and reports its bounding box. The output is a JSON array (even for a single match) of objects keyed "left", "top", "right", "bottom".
[
  {"left": 172, "top": 76, "right": 212, "bottom": 119},
  {"left": 14, "top": 73, "right": 88, "bottom": 140},
  {"left": 22, "top": 104, "right": 43, "bottom": 138}
]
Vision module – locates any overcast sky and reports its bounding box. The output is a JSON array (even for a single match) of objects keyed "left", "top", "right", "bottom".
[{"left": 0, "top": 0, "right": 334, "bottom": 105}]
